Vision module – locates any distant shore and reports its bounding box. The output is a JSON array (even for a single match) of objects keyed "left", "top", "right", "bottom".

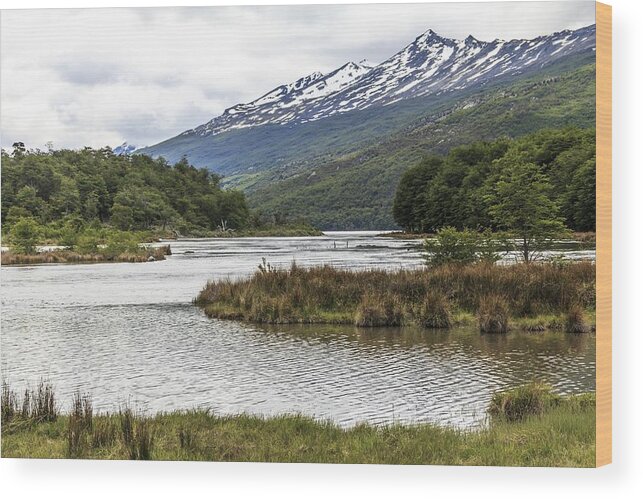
[
  {"left": 377, "top": 231, "right": 597, "bottom": 243},
  {"left": 1, "top": 245, "right": 172, "bottom": 266},
  {"left": 182, "top": 225, "right": 323, "bottom": 238},
  {"left": 1, "top": 225, "right": 324, "bottom": 266}
]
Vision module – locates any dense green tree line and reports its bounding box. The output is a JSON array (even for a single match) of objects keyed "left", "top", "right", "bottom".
[
  {"left": 1, "top": 148, "right": 255, "bottom": 235},
  {"left": 393, "top": 127, "right": 596, "bottom": 234}
]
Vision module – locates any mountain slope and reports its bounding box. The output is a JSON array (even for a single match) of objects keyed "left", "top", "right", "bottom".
[
  {"left": 248, "top": 57, "right": 596, "bottom": 229},
  {"left": 186, "top": 61, "right": 374, "bottom": 137},
  {"left": 138, "top": 25, "right": 595, "bottom": 177}
]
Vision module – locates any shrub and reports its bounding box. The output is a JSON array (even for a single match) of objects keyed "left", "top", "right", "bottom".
[
  {"left": 423, "top": 227, "right": 480, "bottom": 267},
  {"left": 30, "top": 380, "right": 57, "bottom": 422},
  {"left": 423, "top": 227, "right": 501, "bottom": 268},
  {"left": 478, "top": 295, "right": 509, "bottom": 333},
  {"left": 488, "top": 382, "right": 561, "bottom": 421},
  {"left": 9, "top": 217, "right": 41, "bottom": 254},
  {"left": 196, "top": 261, "right": 595, "bottom": 326}
]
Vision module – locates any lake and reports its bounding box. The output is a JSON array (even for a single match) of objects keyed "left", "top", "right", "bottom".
[{"left": 0, "top": 231, "right": 595, "bottom": 428}]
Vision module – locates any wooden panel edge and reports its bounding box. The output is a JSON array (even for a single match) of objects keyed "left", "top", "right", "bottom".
[{"left": 595, "top": 1, "right": 612, "bottom": 468}]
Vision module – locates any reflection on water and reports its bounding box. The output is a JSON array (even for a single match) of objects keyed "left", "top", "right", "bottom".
[{"left": 1, "top": 232, "right": 595, "bottom": 428}]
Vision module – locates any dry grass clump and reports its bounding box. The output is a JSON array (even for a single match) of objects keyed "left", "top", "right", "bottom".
[
  {"left": 354, "top": 293, "right": 404, "bottom": 327},
  {"left": 119, "top": 406, "right": 155, "bottom": 460},
  {"left": 520, "top": 322, "right": 547, "bottom": 332},
  {"left": 67, "top": 391, "right": 94, "bottom": 457},
  {"left": 91, "top": 418, "right": 118, "bottom": 449},
  {"left": 477, "top": 295, "right": 510, "bottom": 334},
  {"left": 415, "top": 291, "right": 452, "bottom": 328},
  {"left": 2, "top": 380, "right": 58, "bottom": 423},
  {"left": 565, "top": 305, "right": 591, "bottom": 333},
  {"left": 1, "top": 383, "right": 18, "bottom": 424}
]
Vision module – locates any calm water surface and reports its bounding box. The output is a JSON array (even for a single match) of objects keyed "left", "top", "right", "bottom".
[{"left": 1, "top": 232, "right": 595, "bottom": 428}]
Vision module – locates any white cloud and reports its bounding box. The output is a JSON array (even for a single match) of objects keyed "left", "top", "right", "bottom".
[{"left": 0, "top": 2, "right": 595, "bottom": 150}]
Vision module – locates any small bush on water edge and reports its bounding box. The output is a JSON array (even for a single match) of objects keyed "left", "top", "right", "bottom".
[
  {"left": 1, "top": 383, "right": 18, "bottom": 424},
  {"left": 1, "top": 245, "right": 171, "bottom": 266},
  {"left": 489, "top": 383, "right": 558, "bottom": 421}
]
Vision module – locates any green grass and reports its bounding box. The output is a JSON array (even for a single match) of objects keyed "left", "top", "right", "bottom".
[
  {"left": 1, "top": 384, "right": 596, "bottom": 466},
  {"left": 195, "top": 262, "right": 596, "bottom": 331}
]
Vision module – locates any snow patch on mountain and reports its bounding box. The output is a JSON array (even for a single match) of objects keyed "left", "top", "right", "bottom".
[
  {"left": 113, "top": 142, "right": 139, "bottom": 156},
  {"left": 176, "top": 24, "right": 595, "bottom": 140}
]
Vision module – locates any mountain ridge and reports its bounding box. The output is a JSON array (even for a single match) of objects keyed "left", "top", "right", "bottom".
[{"left": 143, "top": 24, "right": 594, "bottom": 148}]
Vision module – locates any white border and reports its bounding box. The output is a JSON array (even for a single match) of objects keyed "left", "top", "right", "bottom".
[{"left": 1, "top": 0, "right": 641, "bottom": 497}]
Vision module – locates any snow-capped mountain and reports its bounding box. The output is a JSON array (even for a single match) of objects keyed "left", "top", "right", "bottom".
[
  {"left": 113, "top": 142, "right": 139, "bottom": 156},
  {"left": 188, "top": 60, "right": 374, "bottom": 137},
  {"left": 182, "top": 24, "right": 595, "bottom": 139}
]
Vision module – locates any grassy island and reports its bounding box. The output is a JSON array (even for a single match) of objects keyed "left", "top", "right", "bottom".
[
  {"left": 195, "top": 262, "right": 595, "bottom": 332},
  {"left": 1, "top": 245, "right": 171, "bottom": 266},
  {"left": 1, "top": 382, "right": 595, "bottom": 466}
]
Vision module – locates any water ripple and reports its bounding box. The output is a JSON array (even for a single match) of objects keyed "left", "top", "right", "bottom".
[{"left": 1, "top": 232, "right": 595, "bottom": 428}]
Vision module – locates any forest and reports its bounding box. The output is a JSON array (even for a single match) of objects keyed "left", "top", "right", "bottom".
[
  {"left": 0, "top": 147, "right": 318, "bottom": 249},
  {"left": 392, "top": 127, "right": 596, "bottom": 234}
]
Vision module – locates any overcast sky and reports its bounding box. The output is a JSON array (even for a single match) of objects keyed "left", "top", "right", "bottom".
[{"left": 0, "top": 1, "right": 595, "bottom": 150}]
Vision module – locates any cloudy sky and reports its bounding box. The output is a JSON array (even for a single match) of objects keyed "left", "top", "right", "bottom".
[{"left": 1, "top": 1, "right": 595, "bottom": 150}]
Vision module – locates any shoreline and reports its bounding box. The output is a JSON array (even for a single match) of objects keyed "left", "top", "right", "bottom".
[
  {"left": 1, "top": 383, "right": 595, "bottom": 466},
  {"left": 1, "top": 245, "right": 171, "bottom": 267},
  {"left": 377, "top": 231, "right": 598, "bottom": 243}
]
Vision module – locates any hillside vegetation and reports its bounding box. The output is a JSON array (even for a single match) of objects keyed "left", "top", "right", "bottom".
[
  {"left": 0, "top": 148, "right": 318, "bottom": 248},
  {"left": 393, "top": 127, "right": 595, "bottom": 233},
  {"left": 248, "top": 58, "right": 596, "bottom": 229}
]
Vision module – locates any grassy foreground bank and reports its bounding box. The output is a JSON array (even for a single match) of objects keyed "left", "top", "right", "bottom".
[
  {"left": 195, "top": 262, "right": 596, "bottom": 332},
  {"left": 1, "top": 383, "right": 595, "bottom": 466}
]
